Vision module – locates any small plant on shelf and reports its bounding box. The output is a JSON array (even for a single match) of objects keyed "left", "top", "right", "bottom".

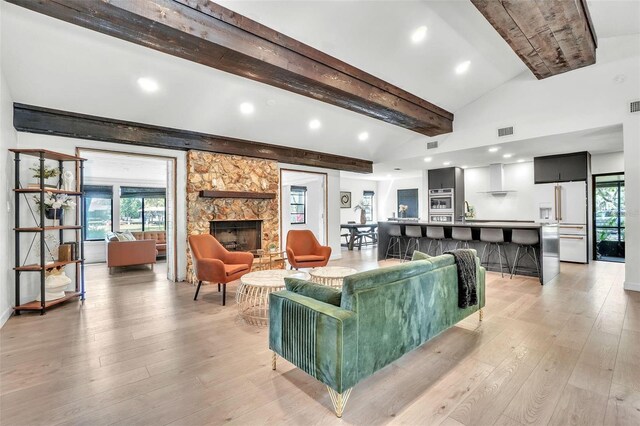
[{"left": 29, "top": 163, "right": 60, "bottom": 188}]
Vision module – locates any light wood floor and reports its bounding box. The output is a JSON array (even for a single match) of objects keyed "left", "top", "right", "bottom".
[{"left": 1, "top": 248, "right": 639, "bottom": 425}]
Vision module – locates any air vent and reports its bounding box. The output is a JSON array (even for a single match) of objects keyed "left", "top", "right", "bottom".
[
  {"left": 426, "top": 141, "right": 439, "bottom": 150},
  {"left": 497, "top": 126, "right": 514, "bottom": 137},
  {"left": 631, "top": 100, "right": 640, "bottom": 113}
]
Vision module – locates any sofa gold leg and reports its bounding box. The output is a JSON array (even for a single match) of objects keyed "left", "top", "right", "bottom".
[
  {"left": 479, "top": 308, "right": 484, "bottom": 321},
  {"left": 327, "top": 386, "right": 352, "bottom": 418},
  {"left": 271, "top": 351, "right": 277, "bottom": 370}
]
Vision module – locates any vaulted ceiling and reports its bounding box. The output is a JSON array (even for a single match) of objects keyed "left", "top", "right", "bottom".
[{"left": 1, "top": 1, "right": 638, "bottom": 167}]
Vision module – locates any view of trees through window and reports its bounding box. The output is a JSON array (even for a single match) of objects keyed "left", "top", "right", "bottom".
[
  {"left": 84, "top": 185, "right": 113, "bottom": 241},
  {"left": 595, "top": 176, "right": 625, "bottom": 260},
  {"left": 119, "top": 196, "right": 166, "bottom": 232}
]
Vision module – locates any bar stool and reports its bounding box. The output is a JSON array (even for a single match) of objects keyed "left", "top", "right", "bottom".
[
  {"left": 385, "top": 224, "right": 403, "bottom": 260},
  {"left": 403, "top": 225, "right": 423, "bottom": 261},
  {"left": 426, "top": 226, "right": 445, "bottom": 256},
  {"left": 480, "top": 228, "right": 510, "bottom": 277},
  {"left": 510, "top": 229, "right": 540, "bottom": 279},
  {"left": 452, "top": 227, "right": 472, "bottom": 249}
]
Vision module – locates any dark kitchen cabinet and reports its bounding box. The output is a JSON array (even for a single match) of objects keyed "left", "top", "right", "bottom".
[
  {"left": 534, "top": 151, "right": 590, "bottom": 184},
  {"left": 428, "top": 168, "right": 455, "bottom": 189}
]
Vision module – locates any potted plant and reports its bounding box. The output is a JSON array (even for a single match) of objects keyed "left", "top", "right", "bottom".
[
  {"left": 353, "top": 201, "right": 368, "bottom": 224},
  {"left": 34, "top": 192, "right": 76, "bottom": 222},
  {"left": 398, "top": 204, "right": 408, "bottom": 218},
  {"left": 29, "top": 163, "right": 60, "bottom": 189}
]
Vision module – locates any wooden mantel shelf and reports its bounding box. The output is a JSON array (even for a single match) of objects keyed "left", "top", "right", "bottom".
[{"left": 199, "top": 190, "right": 276, "bottom": 200}]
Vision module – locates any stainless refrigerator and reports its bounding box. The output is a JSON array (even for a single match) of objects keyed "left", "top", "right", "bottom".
[{"left": 534, "top": 181, "right": 588, "bottom": 263}]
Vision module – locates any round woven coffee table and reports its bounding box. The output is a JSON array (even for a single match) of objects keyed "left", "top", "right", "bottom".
[
  {"left": 236, "top": 269, "right": 310, "bottom": 326},
  {"left": 309, "top": 266, "right": 358, "bottom": 288}
]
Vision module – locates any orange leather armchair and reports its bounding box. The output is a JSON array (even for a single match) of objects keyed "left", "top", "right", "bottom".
[
  {"left": 286, "top": 230, "right": 331, "bottom": 269},
  {"left": 189, "top": 234, "right": 254, "bottom": 305}
]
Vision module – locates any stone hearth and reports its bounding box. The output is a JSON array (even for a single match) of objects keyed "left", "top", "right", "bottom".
[{"left": 186, "top": 151, "right": 279, "bottom": 282}]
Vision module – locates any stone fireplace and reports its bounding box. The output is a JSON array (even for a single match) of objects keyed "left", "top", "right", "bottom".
[
  {"left": 210, "top": 220, "right": 262, "bottom": 252},
  {"left": 186, "top": 151, "right": 279, "bottom": 282}
]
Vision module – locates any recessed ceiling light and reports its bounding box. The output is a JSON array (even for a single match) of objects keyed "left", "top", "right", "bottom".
[
  {"left": 411, "top": 25, "right": 428, "bottom": 43},
  {"left": 394, "top": 167, "right": 402, "bottom": 171},
  {"left": 455, "top": 60, "right": 471, "bottom": 75},
  {"left": 517, "top": 159, "right": 525, "bottom": 163},
  {"left": 443, "top": 161, "right": 451, "bottom": 166},
  {"left": 358, "top": 132, "right": 369, "bottom": 141},
  {"left": 503, "top": 153, "right": 513, "bottom": 159},
  {"left": 424, "top": 157, "right": 432, "bottom": 162},
  {"left": 239, "top": 102, "right": 255, "bottom": 115},
  {"left": 137, "top": 77, "right": 159, "bottom": 93},
  {"left": 488, "top": 147, "right": 500, "bottom": 153},
  {"left": 461, "top": 165, "right": 468, "bottom": 169},
  {"left": 309, "top": 119, "right": 321, "bottom": 130}
]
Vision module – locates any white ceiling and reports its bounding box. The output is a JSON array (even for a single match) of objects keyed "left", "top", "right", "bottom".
[
  {"left": 82, "top": 151, "right": 169, "bottom": 186},
  {"left": 342, "top": 124, "right": 625, "bottom": 180},
  {"left": 1, "top": 0, "right": 638, "bottom": 170}
]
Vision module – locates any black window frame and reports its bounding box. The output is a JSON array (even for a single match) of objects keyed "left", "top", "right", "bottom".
[
  {"left": 362, "top": 190, "right": 375, "bottom": 222},
  {"left": 83, "top": 185, "right": 114, "bottom": 241},
  {"left": 290, "top": 185, "right": 307, "bottom": 225},
  {"left": 120, "top": 186, "right": 167, "bottom": 233}
]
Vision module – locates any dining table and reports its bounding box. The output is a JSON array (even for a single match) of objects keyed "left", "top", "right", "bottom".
[{"left": 340, "top": 223, "right": 378, "bottom": 250}]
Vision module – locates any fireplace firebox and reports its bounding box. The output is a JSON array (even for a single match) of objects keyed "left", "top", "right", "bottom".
[{"left": 210, "top": 220, "right": 262, "bottom": 252}]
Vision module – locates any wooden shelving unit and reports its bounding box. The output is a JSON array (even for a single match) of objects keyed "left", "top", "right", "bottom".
[{"left": 10, "top": 149, "right": 86, "bottom": 315}]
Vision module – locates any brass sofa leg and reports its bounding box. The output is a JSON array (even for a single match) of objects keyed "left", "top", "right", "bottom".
[
  {"left": 271, "top": 352, "right": 277, "bottom": 370},
  {"left": 479, "top": 308, "right": 484, "bottom": 321},
  {"left": 327, "top": 386, "right": 352, "bottom": 418}
]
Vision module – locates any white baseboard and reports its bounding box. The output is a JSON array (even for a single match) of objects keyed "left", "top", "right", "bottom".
[
  {"left": 624, "top": 281, "right": 640, "bottom": 292},
  {"left": 0, "top": 306, "right": 13, "bottom": 329}
]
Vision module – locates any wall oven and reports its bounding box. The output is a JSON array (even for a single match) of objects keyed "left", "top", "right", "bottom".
[{"left": 428, "top": 189, "right": 454, "bottom": 223}]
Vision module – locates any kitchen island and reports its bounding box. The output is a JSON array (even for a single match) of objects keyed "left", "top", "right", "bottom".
[{"left": 377, "top": 221, "right": 559, "bottom": 284}]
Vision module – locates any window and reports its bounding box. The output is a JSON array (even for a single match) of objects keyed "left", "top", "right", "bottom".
[
  {"left": 120, "top": 187, "right": 166, "bottom": 233},
  {"left": 594, "top": 175, "right": 625, "bottom": 261},
  {"left": 290, "top": 186, "right": 307, "bottom": 224},
  {"left": 362, "top": 190, "right": 374, "bottom": 222},
  {"left": 83, "top": 185, "right": 113, "bottom": 241}
]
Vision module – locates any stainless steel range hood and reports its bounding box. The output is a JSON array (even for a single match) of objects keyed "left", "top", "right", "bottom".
[{"left": 481, "top": 163, "right": 515, "bottom": 195}]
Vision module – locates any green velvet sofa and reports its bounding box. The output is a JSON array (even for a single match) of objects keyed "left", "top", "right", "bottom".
[{"left": 268, "top": 252, "right": 486, "bottom": 417}]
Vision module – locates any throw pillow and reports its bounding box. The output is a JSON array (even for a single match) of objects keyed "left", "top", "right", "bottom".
[
  {"left": 411, "top": 250, "right": 431, "bottom": 261},
  {"left": 285, "top": 278, "right": 342, "bottom": 306},
  {"left": 122, "top": 232, "right": 137, "bottom": 241},
  {"left": 115, "top": 232, "right": 128, "bottom": 242}
]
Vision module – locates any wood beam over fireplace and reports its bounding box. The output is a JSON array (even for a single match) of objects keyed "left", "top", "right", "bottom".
[
  {"left": 7, "top": 0, "right": 453, "bottom": 136},
  {"left": 13, "top": 103, "right": 373, "bottom": 173},
  {"left": 471, "top": 0, "right": 597, "bottom": 79}
]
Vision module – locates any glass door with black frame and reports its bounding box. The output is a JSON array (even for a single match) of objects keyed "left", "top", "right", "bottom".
[{"left": 594, "top": 174, "right": 625, "bottom": 262}]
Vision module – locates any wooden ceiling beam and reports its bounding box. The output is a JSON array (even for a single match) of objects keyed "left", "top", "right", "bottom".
[
  {"left": 7, "top": 0, "right": 453, "bottom": 136},
  {"left": 13, "top": 103, "right": 373, "bottom": 173},
  {"left": 471, "top": 0, "right": 597, "bottom": 79}
]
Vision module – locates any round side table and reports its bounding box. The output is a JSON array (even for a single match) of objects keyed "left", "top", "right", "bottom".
[
  {"left": 236, "top": 269, "right": 310, "bottom": 326},
  {"left": 309, "top": 266, "right": 358, "bottom": 288}
]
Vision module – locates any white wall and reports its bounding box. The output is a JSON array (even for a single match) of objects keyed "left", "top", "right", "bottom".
[
  {"left": 0, "top": 4, "right": 18, "bottom": 326},
  {"left": 464, "top": 162, "right": 536, "bottom": 221},
  {"left": 377, "top": 176, "right": 424, "bottom": 220},
  {"left": 623, "top": 121, "right": 640, "bottom": 291},
  {"left": 591, "top": 151, "right": 624, "bottom": 175},
  {"left": 279, "top": 164, "right": 341, "bottom": 259},
  {"left": 14, "top": 133, "right": 188, "bottom": 305},
  {"left": 281, "top": 171, "right": 325, "bottom": 246},
  {"left": 339, "top": 177, "right": 378, "bottom": 223}
]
